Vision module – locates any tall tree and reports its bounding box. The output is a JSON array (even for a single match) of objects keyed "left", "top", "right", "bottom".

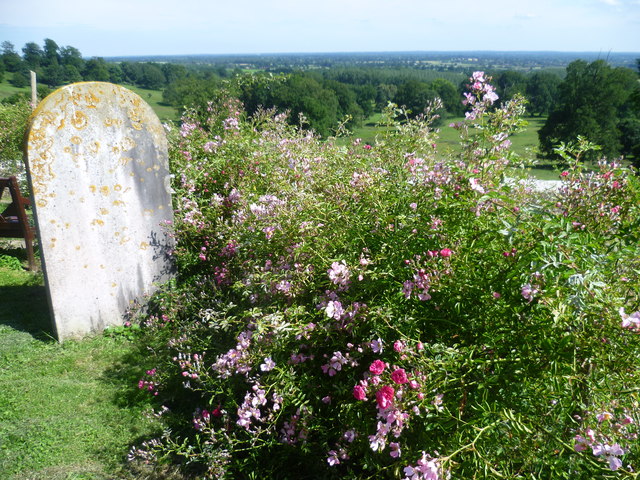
[
  {"left": 43, "top": 38, "right": 60, "bottom": 66},
  {"left": 60, "top": 46, "right": 84, "bottom": 70},
  {"left": 22, "top": 42, "right": 44, "bottom": 69},
  {"left": 430, "top": 78, "right": 463, "bottom": 116},
  {"left": 83, "top": 57, "right": 110, "bottom": 81},
  {"left": 493, "top": 70, "right": 527, "bottom": 102},
  {"left": 539, "top": 60, "right": 638, "bottom": 159},
  {"left": 1, "top": 41, "right": 22, "bottom": 72},
  {"left": 394, "top": 80, "right": 439, "bottom": 118},
  {"left": 525, "top": 71, "right": 561, "bottom": 116}
]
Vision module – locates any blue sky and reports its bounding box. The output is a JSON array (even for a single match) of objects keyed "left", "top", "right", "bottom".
[{"left": 1, "top": 0, "right": 639, "bottom": 57}]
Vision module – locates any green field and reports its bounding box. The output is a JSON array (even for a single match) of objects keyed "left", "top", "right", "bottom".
[
  {"left": 119, "top": 84, "right": 179, "bottom": 122},
  {"left": 0, "top": 73, "right": 32, "bottom": 101}
]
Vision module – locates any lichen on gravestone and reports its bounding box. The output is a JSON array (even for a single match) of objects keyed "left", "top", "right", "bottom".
[{"left": 25, "top": 82, "right": 174, "bottom": 340}]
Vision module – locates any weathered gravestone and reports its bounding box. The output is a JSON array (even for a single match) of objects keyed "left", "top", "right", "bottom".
[{"left": 25, "top": 82, "right": 174, "bottom": 340}]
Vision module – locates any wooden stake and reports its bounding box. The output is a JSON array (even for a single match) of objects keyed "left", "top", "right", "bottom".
[{"left": 30, "top": 71, "right": 37, "bottom": 109}]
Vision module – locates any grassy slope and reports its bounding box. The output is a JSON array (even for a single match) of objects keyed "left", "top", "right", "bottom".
[{"left": 0, "top": 265, "right": 161, "bottom": 480}]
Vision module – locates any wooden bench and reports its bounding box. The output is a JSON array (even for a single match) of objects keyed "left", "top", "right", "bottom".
[{"left": 0, "top": 176, "right": 36, "bottom": 270}]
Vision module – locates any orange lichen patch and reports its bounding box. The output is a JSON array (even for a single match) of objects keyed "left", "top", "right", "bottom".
[{"left": 71, "top": 111, "right": 88, "bottom": 130}]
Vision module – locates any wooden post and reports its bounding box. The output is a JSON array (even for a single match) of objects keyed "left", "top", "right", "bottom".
[{"left": 30, "top": 71, "right": 37, "bottom": 109}]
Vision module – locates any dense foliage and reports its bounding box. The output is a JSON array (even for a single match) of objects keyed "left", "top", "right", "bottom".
[
  {"left": 0, "top": 99, "right": 31, "bottom": 183},
  {"left": 127, "top": 74, "right": 640, "bottom": 479},
  {"left": 539, "top": 60, "right": 640, "bottom": 162}
]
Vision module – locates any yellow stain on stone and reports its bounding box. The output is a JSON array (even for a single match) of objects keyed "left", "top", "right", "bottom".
[
  {"left": 114, "top": 184, "right": 122, "bottom": 191},
  {"left": 99, "top": 186, "right": 110, "bottom": 196},
  {"left": 122, "top": 137, "right": 136, "bottom": 151},
  {"left": 71, "top": 111, "right": 88, "bottom": 130},
  {"left": 37, "top": 199, "right": 48, "bottom": 207},
  {"left": 99, "top": 208, "right": 109, "bottom": 215},
  {"left": 104, "top": 118, "right": 123, "bottom": 128},
  {"left": 112, "top": 200, "right": 125, "bottom": 207},
  {"left": 89, "top": 185, "right": 96, "bottom": 193},
  {"left": 143, "top": 208, "right": 154, "bottom": 215},
  {"left": 119, "top": 157, "right": 132, "bottom": 166},
  {"left": 139, "top": 242, "right": 149, "bottom": 250},
  {"left": 71, "top": 136, "right": 82, "bottom": 145},
  {"left": 75, "top": 245, "right": 81, "bottom": 250},
  {"left": 91, "top": 219, "right": 105, "bottom": 226}
]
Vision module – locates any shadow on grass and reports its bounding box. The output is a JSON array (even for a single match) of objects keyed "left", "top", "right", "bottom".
[{"left": 0, "top": 283, "right": 53, "bottom": 340}]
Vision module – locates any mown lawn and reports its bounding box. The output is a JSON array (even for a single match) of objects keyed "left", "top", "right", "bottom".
[{"left": 0, "top": 252, "right": 163, "bottom": 480}]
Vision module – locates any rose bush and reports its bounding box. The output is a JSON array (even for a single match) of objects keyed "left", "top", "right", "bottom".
[{"left": 128, "top": 74, "right": 640, "bottom": 479}]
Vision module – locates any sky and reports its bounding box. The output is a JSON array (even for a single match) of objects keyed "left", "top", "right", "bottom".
[{"left": 0, "top": 0, "right": 639, "bottom": 57}]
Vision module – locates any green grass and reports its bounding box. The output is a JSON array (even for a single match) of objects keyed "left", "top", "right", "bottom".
[
  {"left": 0, "top": 252, "right": 163, "bottom": 480},
  {"left": 119, "top": 84, "right": 179, "bottom": 123},
  {"left": 0, "top": 73, "right": 30, "bottom": 101}
]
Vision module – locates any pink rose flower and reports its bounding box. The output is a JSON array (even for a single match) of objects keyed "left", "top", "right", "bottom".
[
  {"left": 391, "top": 368, "right": 409, "bottom": 384},
  {"left": 369, "top": 359, "right": 386, "bottom": 375},
  {"left": 353, "top": 384, "right": 367, "bottom": 401},
  {"left": 376, "top": 386, "right": 395, "bottom": 409}
]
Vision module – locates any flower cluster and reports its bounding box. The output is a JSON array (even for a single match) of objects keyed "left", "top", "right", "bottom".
[
  {"left": 620, "top": 308, "right": 640, "bottom": 333},
  {"left": 574, "top": 409, "right": 637, "bottom": 471},
  {"left": 403, "top": 452, "right": 448, "bottom": 480},
  {"left": 462, "top": 71, "right": 499, "bottom": 122}
]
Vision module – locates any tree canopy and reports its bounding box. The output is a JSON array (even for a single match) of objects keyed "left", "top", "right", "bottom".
[{"left": 538, "top": 60, "right": 639, "bottom": 160}]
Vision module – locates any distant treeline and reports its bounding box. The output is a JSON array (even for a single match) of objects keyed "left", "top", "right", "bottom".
[{"left": 1, "top": 39, "right": 639, "bottom": 159}]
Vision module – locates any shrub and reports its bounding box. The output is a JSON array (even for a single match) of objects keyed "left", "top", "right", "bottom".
[
  {"left": 128, "top": 74, "right": 640, "bottom": 479},
  {"left": 0, "top": 99, "right": 31, "bottom": 184}
]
